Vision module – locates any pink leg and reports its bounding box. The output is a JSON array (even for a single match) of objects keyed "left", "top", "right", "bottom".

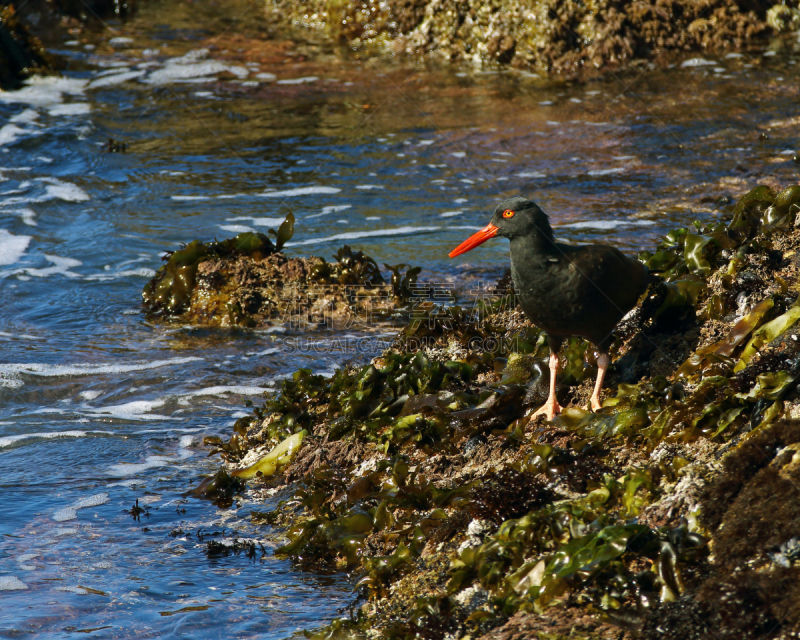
[
  {"left": 589, "top": 353, "right": 610, "bottom": 412},
  {"left": 531, "top": 352, "right": 562, "bottom": 421}
]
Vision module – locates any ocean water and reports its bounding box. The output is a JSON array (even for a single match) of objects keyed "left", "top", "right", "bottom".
[{"left": 1, "top": 3, "right": 799, "bottom": 636}]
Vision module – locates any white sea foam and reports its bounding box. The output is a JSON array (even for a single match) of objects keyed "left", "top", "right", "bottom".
[
  {"left": 89, "top": 70, "right": 146, "bottom": 89},
  {"left": 109, "top": 36, "right": 134, "bottom": 46},
  {"left": 108, "top": 450, "right": 192, "bottom": 477},
  {"left": 290, "top": 225, "right": 441, "bottom": 247},
  {"left": 171, "top": 195, "right": 209, "bottom": 201},
  {"left": 587, "top": 167, "right": 626, "bottom": 176},
  {"left": 260, "top": 186, "right": 341, "bottom": 198},
  {"left": 84, "top": 267, "right": 156, "bottom": 281},
  {"left": 52, "top": 527, "right": 78, "bottom": 535},
  {"left": 9, "top": 109, "right": 39, "bottom": 124},
  {"left": 182, "top": 385, "right": 269, "bottom": 399},
  {"left": 559, "top": 219, "right": 656, "bottom": 230},
  {"left": 0, "top": 76, "right": 87, "bottom": 108},
  {"left": 145, "top": 49, "right": 248, "bottom": 85},
  {"left": 7, "top": 208, "right": 37, "bottom": 226},
  {"left": 79, "top": 390, "right": 102, "bottom": 401},
  {"left": 48, "top": 103, "right": 91, "bottom": 116},
  {"left": 0, "top": 124, "right": 27, "bottom": 146},
  {"left": 0, "top": 357, "right": 202, "bottom": 389},
  {"left": 226, "top": 216, "right": 286, "bottom": 226},
  {"left": 440, "top": 211, "right": 463, "bottom": 218},
  {"left": 55, "top": 586, "right": 89, "bottom": 594},
  {"left": 22, "top": 254, "right": 82, "bottom": 278},
  {"left": 247, "top": 347, "right": 282, "bottom": 357},
  {"left": 0, "top": 577, "right": 27, "bottom": 590},
  {"left": 36, "top": 177, "right": 90, "bottom": 202},
  {"left": 306, "top": 204, "right": 351, "bottom": 219},
  {"left": 0, "top": 229, "right": 31, "bottom": 265},
  {"left": 53, "top": 492, "right": 110, "bottom": 522},
  {"left": 276, "top": 76, "right": 318, "bottom": 85},
  {"left": 0, "top": 430, "right": 112, "bottom": 450},
  {"left": 681, "top": 58, "right": 716, "bottom": 67},
  {"left": 219, "top": 225, "right": 254, "bottom": 234},
  {"left": 85, "top": 399, "right": 169, "bottom": 421},
  {"left": 450, "top": 151, "right": 466, "bottom": 158},
  {"left": 355, "top": 185, "right": 383, "bottom": 190},
  {"left": 106, "top": 478, "right": 141, "bottom": 487},
  {"left": 255, "top": 72, "right": 276, "bottom": 81},
  {"left": 517, "top": 172, "right": 546, "bottom": 178}
]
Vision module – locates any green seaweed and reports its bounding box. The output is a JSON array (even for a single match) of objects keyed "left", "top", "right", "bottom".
[
  {"left": 204, "top": 184, "right": 800, "bottom": 640},
  {"left": 676, "top": 296, "right": 775, "bottom": 379},
  {"left": 231, "top": 430, "right": 306, "bottom": 479},
  {"left": 143, "top": 231, "right": 277, "bottom": 315},
  {"left": 735, "top": 300, "right": 800, "bottom": 372},
  {"left": 270, "top": 211, "right": 295, "bottom": 250}
]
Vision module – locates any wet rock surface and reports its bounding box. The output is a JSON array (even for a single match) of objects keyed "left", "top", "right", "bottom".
[
  {"left": 142, "top": 219, "right": 420, "bottom": 328},
  {"left": 0, "top": 5, "right": 53, "bottom": 89},
  {"left": 267, "top": 0, "right": 794, "bottom": 76},
  {"left": 198, "top": 183, "right": 800, "bottom": 639}
]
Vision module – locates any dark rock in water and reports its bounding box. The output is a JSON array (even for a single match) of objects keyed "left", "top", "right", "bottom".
[
  {"left": 143, "top": 220, "right": 420, "bottom": 328},
  {"left": 0, "top": 5, "right": 53, "bottom": 90},
  {"left": 53, "top": 0, "right": 135, "bottom": 20},
  {"left": 191, "top": 469, "right": 245, "bottom": 508}
]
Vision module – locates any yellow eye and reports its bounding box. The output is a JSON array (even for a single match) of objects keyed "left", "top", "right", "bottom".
[{"left": 502, "top": 209, "right": 515, "bottom": 218}]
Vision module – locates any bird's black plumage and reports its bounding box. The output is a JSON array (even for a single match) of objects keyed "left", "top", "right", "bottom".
[
  {"left": 449, "top": 196, "right": 651, "bottom": 419},
  {"left": 493, "top": 196, "right": 650, "bottom": 353}
]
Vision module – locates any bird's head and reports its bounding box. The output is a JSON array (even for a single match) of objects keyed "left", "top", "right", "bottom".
[{"left": 449, "top": 197, "right": 555, "bottom": 258}]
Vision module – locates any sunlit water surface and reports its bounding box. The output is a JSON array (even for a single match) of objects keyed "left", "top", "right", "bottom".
[{"left": 1, "top": 2, "right": 800, "bottom": 637}]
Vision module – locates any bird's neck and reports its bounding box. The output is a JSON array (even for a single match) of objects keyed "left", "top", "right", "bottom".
[{"left": 509, "top": 234, "right": 558, "bottom": 267}]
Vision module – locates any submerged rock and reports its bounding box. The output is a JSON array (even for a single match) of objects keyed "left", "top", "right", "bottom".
[
  {"left": 267, "top": 0, "right": 781, "bottom": 76},
  {"left": 199, "top": 184, "right": 800, "bottom": 639}
]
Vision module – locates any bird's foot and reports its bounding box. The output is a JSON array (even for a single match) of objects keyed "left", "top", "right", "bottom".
[
  {"left": 589, "top": 395, "right": 602, "bottom": 412},
  {"left": 530, "top": 397, "right": 563, "bottom": 422}
]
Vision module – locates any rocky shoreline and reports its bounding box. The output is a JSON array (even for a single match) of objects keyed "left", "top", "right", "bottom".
[
  {"left": 183, "top": 183, "right": 800, "bottom": 639},
  {"left": 4, "top": 0, "right": 798, "bottom": 87},
  {"left": 267, "top": 0, "right": 800, "bottom": 76}
]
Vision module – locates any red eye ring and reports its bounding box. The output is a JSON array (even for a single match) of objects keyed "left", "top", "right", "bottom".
[{"left": 502, "top": 209, "right": 515, "bottom": 218}]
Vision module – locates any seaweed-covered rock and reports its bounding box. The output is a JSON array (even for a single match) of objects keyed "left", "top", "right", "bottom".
[
  {"left": 142, "top": 220, "right": 419, "bottom": 328},
  {"left": 0, "top": 5, "right": 53, "bottom": 90},
  {"left": 267, "top": 0, "right": 782, "bottom": 76},
  {"left": 199, "top": 184, "right": 800, "bottom": 639}
]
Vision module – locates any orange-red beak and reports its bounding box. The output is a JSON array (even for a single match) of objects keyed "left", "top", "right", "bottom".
[{"left": 449, "top": 223, "right": 499, "bottom": 258}]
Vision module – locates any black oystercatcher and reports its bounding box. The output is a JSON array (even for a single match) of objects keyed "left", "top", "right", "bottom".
[{"left": 449, "top": 197, "right": 650, "bottom": 421}]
